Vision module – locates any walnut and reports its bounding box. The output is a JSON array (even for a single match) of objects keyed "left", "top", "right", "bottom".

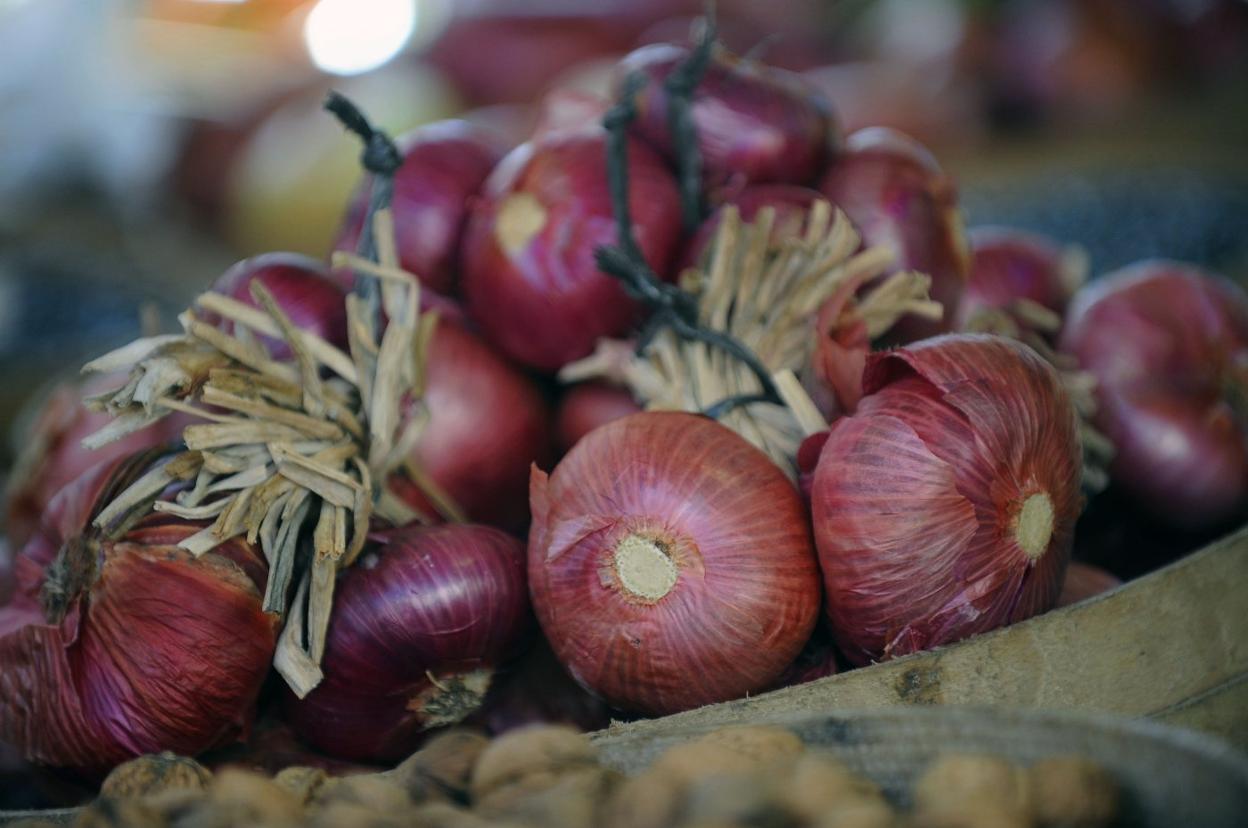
[
  {"left": 1028, "top": 757, "right": 1119, "bottom": 828},
  {"left": 99, "top": 753, "right": 211, "bottom": 800}
]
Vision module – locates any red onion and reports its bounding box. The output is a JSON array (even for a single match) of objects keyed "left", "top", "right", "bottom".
[
  {"left": 811, "top": 334, "right": 1082, "bottom": 665},
  {"left": 4, "top": 373, "right": 188, "bottom": 550},
  {"left": 388, "top": 320, "right": 552, "bottom": 533},
  {"left": 555, "top": 382, "right": 641, "bottom": 455},
  {"left": 333, "top": 120, "right": 503, "bottom": 298},
  {"left": 284, "top": 523, "right": 530, "bottom": 763},
  {"left": 529, "top": 411, "right": 820, "bottom": 715},
  {"left": 210, "top": 252, "right": 349, "bottom": 359},
  {"left": 956, "top": 226, "right": 1084, "bottom": 335},
  {"left": 679, "top": 184, "right": 823, "bottom": 272},
  {"left": 1056, "top": 561, "right": 1122, "bottom": 608},
  {"left": 0, "top": 452, "right": 275, "bottom": 774},
  {"left": 818, "top": 127, "right": 969, "bottom": 343},
  {"left": 471, "top": 638, "right": 612, "bottom": 736},
  {"left": 618, "top": 43, "right": 835, "bottom": 195},
  {"left": 461, "top": 130, "right": 682, "bottom": 371},
  {"left": 1060, "top": 261, "right": 1248, "bottom": 529}
]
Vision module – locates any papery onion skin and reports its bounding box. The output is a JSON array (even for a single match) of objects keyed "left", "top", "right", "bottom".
[
  {"left": 4, "top": 373, "right": 188, "bottom": 550},
  {"left": 388, "top": 321, "right": 552, "bottom": 533},
  {"left": 284, "top": 523, "right": 531, "bottom": 763},
  {"left": 1060, "top": 261, "right": 1248, "bottom": 529},
  {"left": 529, "top": 411, "right": 821, "bottom": 715},
  {"left": 1057, "top": 561, "right": 1122, "bottom": 608},
  {"left": 812, "top": 334, "right": 1082, "bottom": 666},
  {"left": 678, "top": 185, "right": 823, "bottom": 272},
  {"left": 818, "top": 127, "right": 969, "bottom": 343},
  {"left": 461, "top": 130, "right": 682, "bottom": 372},
  {"left": 333, "top": 120, "right": 503, "bottom": 298},
  {"left": 210, "top": 252, "right": 349, "bottom": 359},
  {"left": 0, "top": 453, "right": 275, "bottom": 775},
  {"left": 555, "top": 382, "right": 641, "bottom": 455},
  {"left": 956, "top": 226, "right": 1081, "bottom": 334},
  {"left": 619, "top": 44, "right": 834, "bottom": 195}
]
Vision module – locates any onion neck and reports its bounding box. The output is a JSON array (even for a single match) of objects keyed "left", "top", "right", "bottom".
[
  {"left": 40, "top": 535, "right": 101, "bottom": 624},
  {"left": 409, "top": 668, "right": 493, "bottom": 729},
  {"left": 1013, "top": 491, "right": 1055, "bottom": 562},
  {"left": 612, "top": 533, "right": 678, "bottom": 604}
]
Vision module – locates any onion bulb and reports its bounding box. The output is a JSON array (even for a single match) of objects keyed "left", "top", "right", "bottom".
[
  {"left": 818, "top": 127, "right": 969, "bottom": 343},
  {"left": 388, "top": 320, "right": 552, "bottom": 532},
  {"left": 471, "top": 638, "right": 612, "bottom": 736},
  {"left": 461, "top": 130, "right": 682, "bottom": 371},
  {"left": 1060, "top": 261, "right": 1248, "bottom": 529},
  {"left": 957, "top": 226, "right": 1085, "bottom": 337},
  {"left": 529, "top": 411, "right": 820, "bottom": 715},
  {"left": 618, "top": 43, "right": 834, "bottom": 195},
  {"left": 555, "top": 382, "right": 641, "bottom": 455},
  {"left": 0, "top": 452, "right": 275, "bottom": 774},
  {"left": 333, "top": 120, "right": 502, "bottom": 298},
  {"left": 811, "top": 335, "right": 1082, "bottom": 665},
  {"left": 210, "top": 252, "right": 348, "bottom": 360},
  {"left": 284, "top": 523, "right": 530, "bottom": 763}
]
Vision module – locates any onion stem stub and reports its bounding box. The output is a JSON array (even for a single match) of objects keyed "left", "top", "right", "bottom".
[
  {"left": 1015, "top": 491, "right": 1055, "bottom": 561},
  {"left": 496, "top": 193, "right": 548, "bottom": 256},
  {"left": 613, "top": 533, "right": 678, "bottom": 602}
]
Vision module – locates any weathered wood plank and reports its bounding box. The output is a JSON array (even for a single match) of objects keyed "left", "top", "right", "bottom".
[{"left": 595, "top": 526, "right": 1248, "bottom": 744}]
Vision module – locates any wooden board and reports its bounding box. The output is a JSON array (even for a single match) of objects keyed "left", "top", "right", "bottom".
[{"left": 594, "top": 526, "right": 1248, "bottom": 749}]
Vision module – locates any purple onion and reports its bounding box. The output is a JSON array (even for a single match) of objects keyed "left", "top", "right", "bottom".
[
  {"left": 284, "top": 523, "right": 531, "bottom": 762},
  {"left": 210, "top": 253, "right": 348, "bottom": 360},
  {"left": 619, "top": 43, "right": 835, "bottom": 196},
  {"left": 333, "top": 120, "right": 503, "bottom": 298}
]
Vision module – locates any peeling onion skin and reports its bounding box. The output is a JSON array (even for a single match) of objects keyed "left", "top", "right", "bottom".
[
  {"left": 619, "top": 44, "right": 834, "bottom": 196},
  {"left": 388, "top": 321, "right": 552, "bottom": 533},
  {"left": 0, "top": 454, "right": 275, "bottom": 776},
  {"left": 284, "top": 523, "right": 531, "bottom": 763},
  {"left": 812, "top": 335, "right": 1082, "bottom": 666},
  {"left": 4, "top": 373, "right": 188, "bottom": 551},
  {"left": 529, "top": 411, "right": 821, "bottom": 715},
  {"left": 333, "top": 120, "right": 503, "bottom": 298},
  {"left": 1060, "top": 262, "right": 1248, "bottom": 529},
  {"left": 818, "top": 127, "right": 970, "bottom": 344},
  {"left": 957, "top": 226, "right": 1079, "bottom": 334},
  {"left": 461, "top": 131, "right": 682, "bottom": 372},
  {"left": 210, "top": 252, "right": 349, "bottom": 360}
]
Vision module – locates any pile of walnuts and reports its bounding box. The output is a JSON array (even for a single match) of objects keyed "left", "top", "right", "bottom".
[{"left": 14, "top": 724, "right": 1120, "bottom": 828}]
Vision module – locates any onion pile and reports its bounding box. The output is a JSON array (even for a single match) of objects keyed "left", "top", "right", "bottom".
[
  {"left": 810, "top": 335, "right": 1082, "bottom": 664},
  {"left": 285, "top": 523, "right": 530, "bottom": 762},
  {"left": 818, "top": 127, "right": 969, "bottom": 343},
  {"left": 0, "top": 452, "right": 276, "bottom": 775},
  {"left": 333, "top": 120, "right": 502, "bottom": 298},
  {"left": 1060, "top": 261, "right": 1248, "bottom": 529},
  {"left": 619, "top": 43, "right": 835, "bottom": 195},
  {"left": 529, "top": 411, "right": 820, "bottom": 714},
  {"left": 461, "top": 130, "right": 683, "bottom": 372}
]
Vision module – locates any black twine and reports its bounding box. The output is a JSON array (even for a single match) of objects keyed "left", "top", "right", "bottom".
[
  {"left": 594, "top": 66, "right": 781, "bottom": 421},
  {"left": 324, "top": 91, "right": 403, "bottom": 326}
]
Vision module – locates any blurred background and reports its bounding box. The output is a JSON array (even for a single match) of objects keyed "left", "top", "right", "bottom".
[{"left": 0, "top": 0, "right": 1245, "bottom": 471}]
